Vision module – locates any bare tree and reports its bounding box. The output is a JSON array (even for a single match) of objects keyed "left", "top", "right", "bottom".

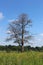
[{"left": 6, "top": 13, "right": 32, "bottom": 52}]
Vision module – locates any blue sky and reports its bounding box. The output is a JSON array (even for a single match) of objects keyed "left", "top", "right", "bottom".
[{"left": 0, "top": 0, "right": 43, "bottom": 47}]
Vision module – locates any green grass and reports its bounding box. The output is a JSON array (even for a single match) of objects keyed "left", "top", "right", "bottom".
[{"left": 0, "top": 51, "right": 43, "bottom": 65}]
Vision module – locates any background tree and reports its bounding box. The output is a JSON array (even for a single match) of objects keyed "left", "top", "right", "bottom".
[{"left": 6, "top": 13, "right": 32, "bottom": 52}]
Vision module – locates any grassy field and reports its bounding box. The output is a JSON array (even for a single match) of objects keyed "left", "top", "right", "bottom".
[{"left": 0, "top": 51, "right": 43, "bottom": 65}]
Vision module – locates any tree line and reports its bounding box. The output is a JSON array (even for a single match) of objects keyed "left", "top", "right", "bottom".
[{"left": 0, "top": 45, "right": 43, "bottom": 52}]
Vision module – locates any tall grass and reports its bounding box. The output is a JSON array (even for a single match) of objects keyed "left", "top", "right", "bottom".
[{"left": 0, "top": 51, "right": 43, "bottom": 65}]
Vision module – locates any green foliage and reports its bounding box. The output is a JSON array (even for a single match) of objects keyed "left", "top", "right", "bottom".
[
  {"left": 0, "top": 45, "right": 43, "bottom": 52},
  {"left": 0, "top": 51, "right": 43, "bottom": 65}
]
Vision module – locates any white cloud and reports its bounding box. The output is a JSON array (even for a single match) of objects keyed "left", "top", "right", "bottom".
[
  {"left": 39, "top": 33, "right": 43, "bottom": 36},
  {"left": 6, "top": 30, "right": 11, "bottom": 34},
  {"left": 0, "top": 12, "right": 4, "bottom": 20},
  {"left": 31, "top": 33, "right": 43, "bottom": 47}
]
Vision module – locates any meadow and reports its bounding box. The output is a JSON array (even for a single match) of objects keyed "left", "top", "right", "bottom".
[{"left": 0, "top": 51, "right": 43, "bottom": 65}]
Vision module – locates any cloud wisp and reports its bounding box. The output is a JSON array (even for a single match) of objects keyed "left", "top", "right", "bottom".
[
  {"left": 0, "top": 12, "right": 4, "bottom": 20},
  {"left": 31, "top": 33, "right": 43, "bottom": 47},
  {"left": 8, "top": 19, "right": 15, "bottom": 22}
]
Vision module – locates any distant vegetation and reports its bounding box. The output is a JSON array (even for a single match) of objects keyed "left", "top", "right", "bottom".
[{"left": 0, "top": 45, "right": 43, "bottom": 52}]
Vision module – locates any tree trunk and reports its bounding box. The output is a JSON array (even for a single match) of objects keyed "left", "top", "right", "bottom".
[
  {"left": 21, "top": 20, "right": 24, "bottom": 52},
  {"left": 21, "top": 44, "right": 24, "bottom": 52}
]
